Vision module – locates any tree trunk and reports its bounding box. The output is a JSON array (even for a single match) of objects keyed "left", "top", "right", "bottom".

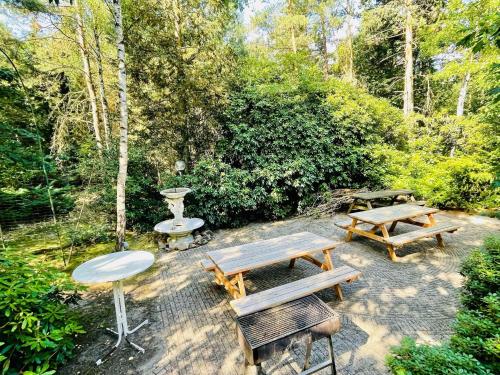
[
  {"left": 319, "top": 11, "right": 329, "bottom": 80},
  {"left": 345, "top": 0, "right": 354, "bottom": 82},
  {"left": 93, "top": 27, "right": 111, "bottom": 148},
  {"left": 403, "top": 0, "right": 414, "bottom": 116},
  {"left": 456, "top": 70, "right": 471, "bottom": 116},
  {"left": 114, "top": 0, "right": 128, "bottom": 251},
  {"left": 288, "top": 0, "right": 297, "bottom": 53},
  {"left": 75, "top": 2, "right": 102, "bottom": 152},
  {"left": 450, "top": 70, "right": 471, "bottom": 157}
]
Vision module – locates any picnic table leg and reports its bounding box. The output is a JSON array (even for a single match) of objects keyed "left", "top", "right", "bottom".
[
  {"left": 237, "top": 273, "right": 246, "bottom": 298},
  {"left": 379, "top": 224, "right": 397, "bottom": 261},
  {"left": 366, "top": 200, "right": 373, "bottom": 210},
  {"left": 347, "top": 199, "right": 356, "bottom": 214},
  {"left": 389, "top": 221, "right": 398, "bottom": 232},
  {"left": 288, "top": 258, "right": 296, "bottom": 268},
  {"left": 345, "top": 219, "right": 358, "bottom": 242},
  {"left": 323, "top": 249, "right": 343, "bottom": 300}
]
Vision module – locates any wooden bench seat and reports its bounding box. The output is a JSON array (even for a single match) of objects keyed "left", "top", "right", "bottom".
[
  {"left": 386, "top": 223, "right": 460, "bottom": 247},
  {"left": 334, "top": 220, "right": 352, "bottom": 229},
  {"left": 200, "top": 258, "right": 215, "bottom": 271},
  {"left": 230, "top": 265, "right": 361, "bottom": 316}
]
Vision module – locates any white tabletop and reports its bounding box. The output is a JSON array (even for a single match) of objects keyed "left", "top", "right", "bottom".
[{"left": 72, "top": 251, "right": 155, "bottom": 284}]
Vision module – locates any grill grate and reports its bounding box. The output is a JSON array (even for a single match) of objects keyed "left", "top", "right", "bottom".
[{"left": 237, "top": 294, "right": 337, "bottom": 349}]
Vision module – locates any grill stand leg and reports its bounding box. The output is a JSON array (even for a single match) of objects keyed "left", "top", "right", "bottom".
[
  {"left": 303, "top": 334, "right": 313, "bottom": 370},
  {"left": 244, "top": 359, "right": 261, "bottom": 375},
  {"left": 328, "top": 335, "right": 337, "bottom": 375}
]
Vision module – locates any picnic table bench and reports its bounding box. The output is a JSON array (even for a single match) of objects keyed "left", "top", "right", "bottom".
[
  {"left": 347, "top": 189, "right": 422, "bottom": 213},
  {"left": 336, "top": 204, "right": 460, "bottom": 261},
  {"left": 202, "top": 232, "right": 360, "bottom": 303}
]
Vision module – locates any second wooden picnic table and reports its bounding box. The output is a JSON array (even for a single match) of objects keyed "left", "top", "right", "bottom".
[
  {"left": 347, "top": 189, "right": 416, "bottom": 213},
  {"left": 337, "top": 204, "right": 460, "bottom": 261}
]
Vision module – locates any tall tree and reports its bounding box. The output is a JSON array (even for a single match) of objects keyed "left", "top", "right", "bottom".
[
  {"left": 403, "top": 0, "right": 414, "bottom": 116},
  {"left": 75, "top": 0, "right": 103, "bottom": 151},
  {"left": 344, "top": 0, "right": 355, "bottom": 82},
  {"left": 113, "top": 0, "right": 128, "bottom": 250},
  {"left": 93, "top": 26, "right": 111, "bottom": 148}
]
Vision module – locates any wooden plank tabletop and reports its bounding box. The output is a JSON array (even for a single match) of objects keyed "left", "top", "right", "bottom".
[
  {"left": 348, "top": 204, "right": 438, "bottom": 225},
  {"left": 352, "top": 189, "right": 413, "bottom": 200},
  {"left": 206, "top": 232, "right": 340, "bottom": 276}
]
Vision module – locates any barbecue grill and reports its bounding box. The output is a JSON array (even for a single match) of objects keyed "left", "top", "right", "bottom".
[{"left": 236, "top": 294, "right": 340, "bottom": 375}]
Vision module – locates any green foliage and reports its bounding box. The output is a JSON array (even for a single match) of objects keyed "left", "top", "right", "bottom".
[
  {"left": 0, "top": 186, "right": 74, "bottom": 229},
  {"left": 67, "top": 222, "right": 113, "bottom": 247},
  {"left": 387, "top": 235, "right": 500, "bottom": 374},
  {"left": 450, "top": 236, "right": 500, "bottom": 372},
  {"left": 163, "top": 56, "right": 405, "bottom": 227},
  {"left": 460, "top": 235, "right": 500, "bottom": 310},
  {"left": 0, "top": 252, "right": 84, "bottom": 374},
  {"left": 78, "top": 145, "right": 167, "bottom": 232},
  {"left": 165, "top": 159, "right": 264, "bottom": 228},
  {"left": 377, "top": 113, "right": 498, "bottom": 209},
  {"left": 386, "top": 337, "right": 490, "bottom": 375}
]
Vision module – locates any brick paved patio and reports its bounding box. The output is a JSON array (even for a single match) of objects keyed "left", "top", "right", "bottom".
[{"left": 65, "top": 211, "right": 500, "bottom": 375}]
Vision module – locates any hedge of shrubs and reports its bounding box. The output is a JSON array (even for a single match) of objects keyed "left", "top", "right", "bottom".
[
  {"left": 0, "top": 252, "right": 83, "bottom": 374},
  {"left": 386, "top": 235, "right": 500, "bottom": 374}
]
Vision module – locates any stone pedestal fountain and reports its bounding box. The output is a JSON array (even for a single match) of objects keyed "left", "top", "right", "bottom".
[{"left": 154, "top": 188, "right": 204, "bottom": 250}]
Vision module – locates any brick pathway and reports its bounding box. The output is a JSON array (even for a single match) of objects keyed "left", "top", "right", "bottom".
[{"left": 67, "top": 212, "right": 499, "bottom": 375}]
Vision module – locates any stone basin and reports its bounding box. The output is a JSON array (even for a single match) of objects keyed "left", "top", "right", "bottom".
[
  {"left": 154, "top": 218, "right": 205, "bottom": 250},
  {"left": 160, "top": 187, "right": 191, "bottom": 199}
]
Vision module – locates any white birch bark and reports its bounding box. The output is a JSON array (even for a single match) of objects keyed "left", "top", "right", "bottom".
[
  {"left": 113, "top": 0, "right": 128, "bottom": 251},
  {"left": 93, "top": 27, "right": 111, "bottom": 148},
  {"left": 403, "top": 0, "right": 414, "bottom": 116},
  {"left": 345, "top": 0, "right": 354, "bottom": 82},
  {"left": 456, "top": 71, "right": 471, "bottom": 116},
  {"left": 75, "top": 1, "right": 102, "bottom": 151}
]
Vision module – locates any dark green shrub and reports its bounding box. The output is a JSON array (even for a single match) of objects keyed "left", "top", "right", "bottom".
[
  {"left": 386, "top": 337, "right": 490, "bottom": 375},
  {"left": 79, "top": 145, "right": 167, "bottom": 232},
  {"left": 0, "top": 186, "right": 74, "bottom": 229},
  {"left": 0, "top": 252, "right": 84, "bottom": 374},
  {"left": 67, "top": 222, "right": 114, "bottom": 247},
  {"left": 451, "top": 236, "right": 500, "bottom": 372},
  {"left": 387, "top": 235, "right": 500, "bottom": 374},
  {"left": 164, "top": 159, "right": 266, "bottom": 228},
  {"left": 164, "top": 59, "right": 406, "bottom": 228},
  {"left": 460, "top": 235, "right": 499, "bottom": 310}
]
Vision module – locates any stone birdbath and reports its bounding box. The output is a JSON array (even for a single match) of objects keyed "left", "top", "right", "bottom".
[{"left": 154, "top": 188, "right": 204, "bottom": 250}]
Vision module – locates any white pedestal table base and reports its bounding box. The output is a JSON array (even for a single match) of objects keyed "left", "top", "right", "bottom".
[{"left": 96, "top": 280, "right": 149, "bottom": 365}]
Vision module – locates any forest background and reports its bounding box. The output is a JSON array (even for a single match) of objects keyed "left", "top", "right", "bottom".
[{"left": 0, "top": 0, "right": 498, "bottom": 245}]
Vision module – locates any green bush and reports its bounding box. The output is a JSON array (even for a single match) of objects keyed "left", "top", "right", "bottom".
[
  {"left": 78, "top": 145, "right": 167, "bottom": 232},
  {"left": 67, "top": 222, "right": 114, "bottom": 247},
  {"left": 386, "top": 337, "right": 490, "bottom": 375},
  {"left": 0, "top": 252, "right": 84, "bottom": 374},
  {"left": 164, "top": 159, "right": 266, "bottom": 228},
  {"left": 451, "top": 236, "right": 500, "bottom": 372},
  {"left": 0, "top": 186, "right": 74, "bottom": 229},
  {"left": 387, "top": 235, "right": 500, "bottom": 374},
  {"left": 459, "top": 235, "right": 500, "bottom": 310},
  {"left": 164, "top": 57, "right": 406, "bottom": 227},
  {"left": 383, "top": 152, "right": 498, "bottom": 209}
]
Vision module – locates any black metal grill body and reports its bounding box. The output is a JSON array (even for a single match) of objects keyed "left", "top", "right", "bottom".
[{"left": 236, "top": 294, "right": 340, "bottom": 375}]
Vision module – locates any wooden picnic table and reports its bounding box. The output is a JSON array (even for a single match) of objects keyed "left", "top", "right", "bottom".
[
  {"left": 338, "top": 204, "right": 459, "bottom": 261},
  {"left": 205, "top": 232, "right": 342, "bottom": 299},
  {"left": 348, "top": 189, "right": 416, "bottom": 213}
]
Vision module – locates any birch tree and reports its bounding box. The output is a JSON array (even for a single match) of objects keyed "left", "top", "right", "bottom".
[
  {"left": 402, "top": 0, "right": 414, "bottom": 116},
  {"left": 113, "top": 0, "right": 128, "bottom": 250},
  {"left": 93, "top": 26, "right": 111, "bottom": 147},
  {"left": 75, "top": 0, "right": 103, "bottom": 150}
]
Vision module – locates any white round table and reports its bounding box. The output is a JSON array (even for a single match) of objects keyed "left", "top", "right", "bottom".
[{"left": 72, "top": 250, "right": 154, "bottom": 365}]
